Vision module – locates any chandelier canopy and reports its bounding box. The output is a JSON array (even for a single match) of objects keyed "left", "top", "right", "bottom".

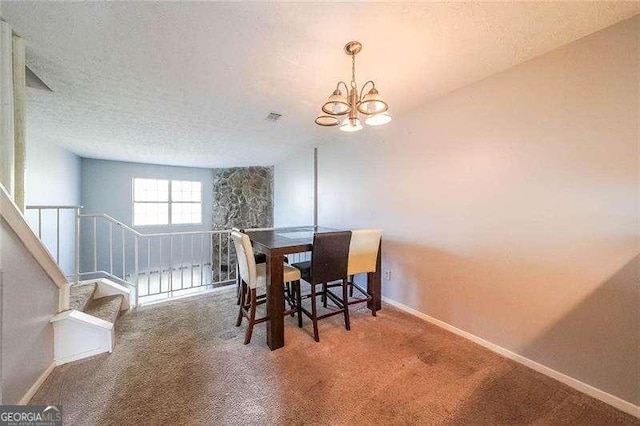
[{"left": 315, "top": 41, "right": 391, "bottom": 132}]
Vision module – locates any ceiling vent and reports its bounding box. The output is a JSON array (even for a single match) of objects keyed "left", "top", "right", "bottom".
[{"left": 265, "top": 112, "right": 282, "bottom": 122}]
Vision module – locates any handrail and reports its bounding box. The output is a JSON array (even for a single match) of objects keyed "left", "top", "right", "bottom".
[
  {"left": 79, "top": 213, "right": 142, "bottom": 236},
  {"left": 138, "top": 230, "right": 230, "bottom": 238},
  {"left": 79, "top": 213, "right": 229, "bottom": 238},
  {"left": 26, "top": 205, "right": 81, "bottom": 210},
  {"left": 1, "top": 184, "right": 70, "bottom": 312}
]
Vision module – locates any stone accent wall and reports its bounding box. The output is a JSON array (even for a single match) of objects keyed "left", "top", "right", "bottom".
[{"left": 211, "top": 166, "right": 273, "bottom": 280}]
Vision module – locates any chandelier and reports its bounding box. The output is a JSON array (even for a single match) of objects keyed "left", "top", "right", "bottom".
[{"left": 315, "top": 41, "right": 391, "bottom": 132}]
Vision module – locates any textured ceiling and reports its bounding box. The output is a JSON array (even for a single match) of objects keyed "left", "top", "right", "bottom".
[{"left": 1, "top": 2, "right": 639, "bottom": 167}]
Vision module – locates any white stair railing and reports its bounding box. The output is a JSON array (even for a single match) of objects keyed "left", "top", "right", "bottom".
[
  {"left": 25, "top": 206, "right": 236, "bottom": 307},
  {"left": 25, "top": 205, "right": 81, "bottom": 284},
  {"left": 79, "top": 213, "right": 139, "bottom": 287},
  {"left": 79, "top": 213, "right": 235, "bottom": 306},
  {"left": 134, "top": 230, "right": 234, "bottom": 304},
  {"left": 5, "top": 193, "right": 70, "bottom": 312}
]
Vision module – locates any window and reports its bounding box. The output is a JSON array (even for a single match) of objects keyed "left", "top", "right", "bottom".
[
  {"left": 133, "top": 178, "right": 202, "bottom": 226},
  {"left": 133, "top": 179, "right": 169, "bottom": 226},
  {"left": 171, "top": 180, "right": 202, "bottom": 224}
]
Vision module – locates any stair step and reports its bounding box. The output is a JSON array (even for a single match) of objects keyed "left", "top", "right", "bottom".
[
  {"left": 85, "top": 295, "right": 123, "bottom": 324},
  {"left": 69, "top": 283, "right": 97, "bottom": 312}
]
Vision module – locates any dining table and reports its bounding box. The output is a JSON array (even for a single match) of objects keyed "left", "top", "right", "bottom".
[{"left": 246, "top": 225, "right": 382, "bottom": 350}]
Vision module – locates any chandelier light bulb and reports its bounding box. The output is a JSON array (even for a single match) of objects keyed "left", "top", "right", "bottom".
[
  {"left": 339, "top": 117, "right": 363, "bottom": 132},
  {"left": 365, "top": 111, "right": 392, "bottom": 126},
  {"left": 322, "top": 89, "right": 350, "bottom": 116},
  {"left": 358, "top": 88, "right": 388, "bottom": 115},
  {"left": 369, "top": 101, "right": 385, "bottom": 113}
]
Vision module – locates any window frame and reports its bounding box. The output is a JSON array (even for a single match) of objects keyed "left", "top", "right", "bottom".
[{"left": 132, "top": 178, "right": 204, "bottom": 227}]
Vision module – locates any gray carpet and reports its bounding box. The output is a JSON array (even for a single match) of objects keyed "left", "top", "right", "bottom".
[{"left": 31, "top": 289, "right": 638, "bottom": 425}]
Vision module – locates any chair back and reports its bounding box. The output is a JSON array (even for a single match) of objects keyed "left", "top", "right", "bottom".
[
  {"left": 348, "top": 229, "right": 382, "bottom": 275},
  {"left": 311, "top": 231, "right": 352, "bottom": 284},
  {"left": 230, "top": 230, "right": 258, "bottom": 289}
]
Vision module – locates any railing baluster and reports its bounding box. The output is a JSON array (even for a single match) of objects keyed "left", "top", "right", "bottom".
[
  {"left": 227, "top": 232, "right": 230, "bottom": 281},
  {"left": 38, "top": 208, "right": 42, "bottom": 239},
  {"left": 134, "top": 235, "right": 139, "bottom": 307},
  {"left": 122, "top": 228, "right": 125, "bottom": 280},
  {"left": 55, "top": 208, "right": 60, "bottom": 263},
  {"left": 180, "top": 234, "right": 184, "bottom": 290},
  {"left": 93, "top": 216, "right": 97, "bottom": 272},
  {"left": 109, "top": 222, "right": 113, "bottom": 275},
  {"left": 75, "top": 208, "right": 80, "bottom": 284},
  {"left": 190, "top": 234, "right": 194, "bottom": 288},
  {"left": 218, "top": 233, "right": 222, "bottom": 284},
  {"left": 169, "top": 235, "right": 173, "bottom": 293},
  {"left": 209, "top": 234, "right": 213, "bottom": 282},
  {"left": 200, "top": 234, "right": 204, "bottom": 286},
  {"left": 159, "top": 236, "right": 163, "bottom": 294}
]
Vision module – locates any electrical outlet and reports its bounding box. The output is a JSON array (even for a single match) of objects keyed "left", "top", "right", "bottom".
[{"left": 384, "top": 270, "right": 391, "bottom": 280}]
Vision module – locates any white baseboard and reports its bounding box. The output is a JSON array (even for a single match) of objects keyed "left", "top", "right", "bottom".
[
  {"left": 382, "top": 296, "right": 640, "bottom": 418},
  {"left": 139, "top": 284, "right": 235, "bottom": 307},
  {"left": 18, "top": 361, "right": 55, "bottom": 404}
]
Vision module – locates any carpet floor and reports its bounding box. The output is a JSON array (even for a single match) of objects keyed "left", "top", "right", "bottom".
[{"left": 31, "top": 288, "right": 637, "bottom": 425}]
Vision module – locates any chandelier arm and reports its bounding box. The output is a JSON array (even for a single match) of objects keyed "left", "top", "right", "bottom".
[
  {"left": 359, "top": 80, "right": 375, "bottom": 101},
  {"left": 337, "top": 81, "right": 350, "bottom": 95}
]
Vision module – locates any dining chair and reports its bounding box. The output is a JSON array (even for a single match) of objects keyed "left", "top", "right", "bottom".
[
  {"left": 290, "top": 229, "right": 382, "bottom": 316},
  {"left": 231, "top": 227, "right": 289, "bottom": 305},
  {"left": 231, "top": 230, "right": 301, "bottom": 344},
  {"left": 344, "top": 229, "right": 382, "bottom": 316},
  {"left": 292, "top": 231, "right": 352, "bottom": 342},
  {"left": 232, "top": 227, "right": 267, "bottom": 306}
]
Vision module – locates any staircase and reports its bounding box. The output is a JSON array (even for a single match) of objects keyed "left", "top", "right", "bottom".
[
  {"left": 70, "top": 282, "right": 124, "bottom": 324},
  {"left": 23, "top": 204, "right": 234, "bottom": 362},
  {"left": 50, "top": 278, "right": 130, "bottom": 364}
]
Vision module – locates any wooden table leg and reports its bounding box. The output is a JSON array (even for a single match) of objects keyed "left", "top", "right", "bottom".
[
  {"left": 266, "top": 252, "right": 285, "bottom": 350},
  {"left": 367, "top": 241, "right": 382, "bottom": 312}
]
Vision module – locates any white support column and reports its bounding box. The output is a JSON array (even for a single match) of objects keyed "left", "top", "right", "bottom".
[
  {"left": 313, "top": 147, "right": 318, "bottom": 227},
  {"left": 12, "top": 35, "right": 25, "bottom": 213},
  {"left": 0, "top": 21, "right": 15, "bottom": 197}
]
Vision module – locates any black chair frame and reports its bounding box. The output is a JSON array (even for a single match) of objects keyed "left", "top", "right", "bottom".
[{"left": 293, "top": 231, "right": 352, "bottom": 342}]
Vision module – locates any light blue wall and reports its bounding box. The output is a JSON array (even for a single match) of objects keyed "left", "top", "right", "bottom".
[
  {"left": 25, "top": 139, "right": 81, "bottom": 207},
  {"left": 24, "top": 138, "right": 81, "bottom": 276},
  {"left": 80, "top": 159, "right": 213, "bottom": 276}
]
